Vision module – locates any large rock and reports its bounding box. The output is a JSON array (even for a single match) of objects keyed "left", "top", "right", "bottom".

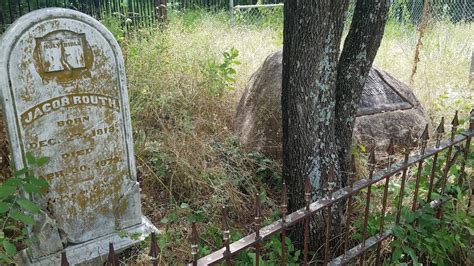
[{"left": 234, "top": 50, "right": 430, "bottom": 159}]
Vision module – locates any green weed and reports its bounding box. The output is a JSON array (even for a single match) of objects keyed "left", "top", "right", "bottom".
[{"left": 0, "top": 153, "right": 49, "bottom": 263}]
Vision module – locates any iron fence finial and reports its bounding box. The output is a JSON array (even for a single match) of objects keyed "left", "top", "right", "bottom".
[
  {"left": 420, "top": 124, "right": 429, "bottom": 154},
  {"left": 437, "top": 117, "right": 445, "bottom": 134},
  {"left": 191, "top": 222, "right": 199, "bottom": 265},
  {"left": 470, "top": 109, "right": 474, "bottom": 131},
  {"left": 452, "top": 110, "right": 459, "bottom": 127},
  {"left": 61, "top": 251, "right": 69, "bottom": 266},
  {"left": 421, "top": 124, "right": 430, "bottom": 141},
  {"left": 436, "top": 117, "right": 445, "bottom": 148},
  {"left": 304, "top": 177, "right": 311, "bottom": 211},
  {"left": 106, "top": 242, "right": 119, "bottom": 266},
  {"left": 386, "top": 138, "right": 395, "bottom": 156},
  {"left": 368, "top": 149, "right": 376, "bottom": 174}
]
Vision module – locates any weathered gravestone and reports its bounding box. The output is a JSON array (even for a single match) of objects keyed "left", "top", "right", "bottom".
[
  {"left": 0, "top": 8, "right": 156, "bottom": 265},
  {"left": 235, "top": 50, "right": 430, "bottom": 159}
]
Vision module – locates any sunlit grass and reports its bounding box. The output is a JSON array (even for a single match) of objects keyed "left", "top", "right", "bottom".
[{"left": 121, "top": 11, "right": 472, "bottom": 262}]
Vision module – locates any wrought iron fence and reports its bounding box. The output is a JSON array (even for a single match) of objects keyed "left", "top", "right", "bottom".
[
  {"left": 0, "top": 0, "right": 162, "bottom": 34},
  {"left": 185, "top": 110, "right": 473, "bottom": 265}
]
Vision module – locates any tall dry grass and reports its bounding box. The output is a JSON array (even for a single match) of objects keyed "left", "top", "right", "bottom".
[
  {"left": 124, "top": 10, "right": 282, "bottom": 262},
  {"left": 122, "top": 11, "right": 473, "bottom": 262},
  {"left": 375, "top": 20, "right": 473, "bottom": 123}
]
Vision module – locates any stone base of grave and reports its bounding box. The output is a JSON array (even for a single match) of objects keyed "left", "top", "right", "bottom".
[{"left": 18, "top": 216, "right": 157, "bottom": 265}]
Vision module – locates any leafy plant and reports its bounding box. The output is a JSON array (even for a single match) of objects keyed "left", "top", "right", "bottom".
[
  {"left": 0, "top": 153, "right": 49, "bottom": 263},
  {"left": 203, "top": 47, "right": 241, "bottom": 97},
  {"left": 390, "top": 187, "right": 473, "bottom": 265},
  {"left": 389, "top": 143, "right": 473, "bottom": 264},
  {"left": 349, "top": 142, "right": 473, "bottom": 265},
  {"left": 236, "top": 235, "right": 301, "bottom": 265}
]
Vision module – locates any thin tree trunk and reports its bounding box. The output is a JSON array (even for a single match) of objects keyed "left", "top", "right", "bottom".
[
  {"left": 335, "top": 0, "right": 390, "bottom": 185},
  {"left": 282, "top": 0, "right": 349, "bottom": 250}
]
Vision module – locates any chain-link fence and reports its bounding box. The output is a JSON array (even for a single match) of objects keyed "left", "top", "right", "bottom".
[
  {"left": 390, "top": 0, "right": 473, "bottom": 23},
  {"left": 229, "top": 0, "right": 473, "bottom": 28},
  {"left": 230, "top": 2, "right": 283, "bottom": 28}
]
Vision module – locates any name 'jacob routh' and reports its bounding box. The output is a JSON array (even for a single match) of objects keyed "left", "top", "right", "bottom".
[{"left": 21, "top": 93, "right": 120, "bottom": 125}]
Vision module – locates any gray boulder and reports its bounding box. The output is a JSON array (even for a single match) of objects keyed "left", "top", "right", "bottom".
[{"left": 234, "top": 50, "right": 430, "bottom": 159}]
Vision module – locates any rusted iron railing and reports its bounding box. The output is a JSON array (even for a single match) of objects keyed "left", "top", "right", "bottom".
[{"left": 187, "top": 110, "right": 474, "bottom": 265}]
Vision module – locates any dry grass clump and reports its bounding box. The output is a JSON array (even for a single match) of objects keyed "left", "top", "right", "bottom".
[{"left": 124, "top": 10, "right": 281, "bottom": 262}]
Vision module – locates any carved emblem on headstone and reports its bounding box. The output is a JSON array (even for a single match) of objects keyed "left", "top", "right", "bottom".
[
  {"left": 357, "top": 69, "right": 414, "bottom": 116},
  {"left": 33, "top": 31, "right": 93, "bottom": 83}
]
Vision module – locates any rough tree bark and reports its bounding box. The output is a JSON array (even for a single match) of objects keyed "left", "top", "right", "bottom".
[
  {"left": 282, "top": 0, "right": 390, "bottom": 252},
  {"left": 335, "top": 0, "right": 391, "bottom": 185}
]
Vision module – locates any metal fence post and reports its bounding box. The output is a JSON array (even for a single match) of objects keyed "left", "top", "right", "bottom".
[
  {"left": 155, "top": 0, "right": 168, "bottom": 25},
  {"left": 229, "top": 0, "right": 234, "bottom": 28}
]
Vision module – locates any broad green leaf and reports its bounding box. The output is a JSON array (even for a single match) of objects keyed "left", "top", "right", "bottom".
[
  {"left": 14, "top": 168, "right": 28, "bottom": 177},
  {"left": 2, "top": 240, "right": 16, "bottom": 256},
  {"left": 391, "top": 247, "right": 403, "bottom": 262},
  {"left": 23, "top": 183, "right": 41, "bottom": 194},
  {"left": 0, "top": 202, "right": 10, "bottom": 213},
  {"left": 405, "top": 212, "right": 416, "bottom": 223},
  {"left": 16, "top": 198, "right": 41, "bottom": 214},
  {"left": 3, "top": 225, "right": 20, "bottom": 232},
  {"left": 25, "top": 153, "right": 36, "bottom": 164},
  {"left": 29, "top": 177, "right": 49, "bottom": 189},
  {"left": 10, "top": 210, "right": 35, "bottom": 225},
  {"left": 3, "top": 178, "right": 22, "bottom": 187},
  {"left": 293, "top": 250, "right": 301, "bottom": 260},
  {"left": 393, "top": 226, "right": 405, "bottom": 239},
  {"left": 36, "top": 156, "right": 50, "bottom": 167},
  {"left": 402, "top": 245, "right": 418, "bottom": 264},
  {"left": 0, "top": 252, "right": 13, "bottom": 263},
  {"left": 0, "top": 186, "right": 16, "bottom": 198}
]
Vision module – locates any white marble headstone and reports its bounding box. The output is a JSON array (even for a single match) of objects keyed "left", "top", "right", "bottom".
[{"left": 0, "top": 8, "right": 155, "bottom": 265}]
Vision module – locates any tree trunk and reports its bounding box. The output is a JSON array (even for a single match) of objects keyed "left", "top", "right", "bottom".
[
  {"left": 335, "top": 0, "right": 390, "bottom": 185},
  {"left": 282, "top": 0, "right": 390, "bottom": 255},
  {"left": 282, "top": 0, "right": 350, "bottom": 249}
]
